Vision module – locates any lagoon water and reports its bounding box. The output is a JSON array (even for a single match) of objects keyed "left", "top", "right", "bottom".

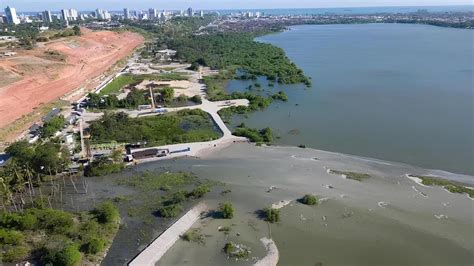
[{"left": 227, "top": 24, "right": 474, "bottom": 175}]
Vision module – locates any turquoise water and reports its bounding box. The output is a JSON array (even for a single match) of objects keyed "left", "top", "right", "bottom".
[{"left": 227, "top": 24, "right": 474, "bottom": 175}]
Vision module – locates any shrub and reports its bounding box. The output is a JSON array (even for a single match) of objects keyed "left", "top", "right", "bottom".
[
  {"left": 2, "top": 245, "right": 28, "bottom": 262},
  {"left": 219, "top": 202, "right": 234, "bottom": 219},
  {"left": 85, "top": 157, "right": 124, "bottom": 177},
  {"left": 271, "top": 91, "right": 288, "bottom": 101},
  {"left": 190, "top": 95, "right": 202, "bottom": 104},
  {"left": 300, "top": 194, "right": 318, "bottom": 205},
  {"left": 223, "top": 242, "right": 236, "bottom": 254},
  {"left": 165, "top": 191, "right": 187, "bottom": 205},
  {"left": 0, "top": 229, "right": 24, "bottom": 245},
  {"left": 263, "top": 208, "right": 280, "bottom": 223},
  {"left": 83, "top": 238, "right": 106, "bottom": 254},
  {"left": 34, "top": 209, "right": 74, "bottom": 234},
  {"left": 158, "top": 204, "right": 182, "bottom": 218},
  {"left": 177, "top": 94, "right": 189, "bottom": 102},
  {"left": 187, "top": 184, "right": 210, "bottom": 199},
  {"left": 92, "top": 202, "right": 119, "bottom": 224},
  {"left": 46, "top": 244, "right": 82, "bottom": 266},
  {"left": 181, "top": 229, "right": 204, "bottom": 244},
  {"left": 223, "top": 242, "right": 250, "bottom": 259}
]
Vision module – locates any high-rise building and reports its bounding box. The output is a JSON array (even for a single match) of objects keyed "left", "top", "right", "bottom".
[
  {"left": 148, "top": 8, "right": 157, "bottom": 20},
  {"left": 187, "top": 7, "right": 193, "bottom": 17},
  {"left": 95, "top": 9, "right": 103, "bottom": 19},
  {"left": 124, "top": 8, "right": 130, "bottom": 19},
  {"left": 69, "top": 9, "right": 78, "bottom": 20},
  {"left": 42, "top": 10, "right": 53, "bottom": 23},
  {"left": 95, "top": 9, "right": 111, "bottom": 20},
  {"left": 5, "top": 6, "right": 20, "bottom": 25},
  {"left": 61, "top": 9, "right": 68, "bottom": 21},
  {"left": 199, "top": 10, "right": 204, "bottom": 17}
]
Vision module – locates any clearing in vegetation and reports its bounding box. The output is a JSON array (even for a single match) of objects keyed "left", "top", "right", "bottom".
[{"left": 88, "top": 109, "right": 221, "bottom": 146}]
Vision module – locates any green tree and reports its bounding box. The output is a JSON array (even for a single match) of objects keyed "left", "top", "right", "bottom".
[
  {"left": 5, "top": 141, "right": 35, "bottom": 166},
  {"left": 41, "top": 115, "right": 66, "bottom": 138},
  {"left": 47, "top": 244, "right": 82, "bottom": 266},
  {"left": 300, "top": 194, "right": 318, "bottom": 205},
  {"left": 263, "top": 208, "right": 280, "bottom": 223},
  {"left": 160, "top": 87, "right": 175, "bottom": 103},
  {"left": 72, "top": 25, "right": 81, "bottom": 36},
  {"left": 92, "top": 201, "right": 119, "bottom": 224},
  {"left": 83, "top": 238, "right": 106, "bottom": 254},
  {"left": 219, "top": 202, "right": 234, "bottom": 219}
]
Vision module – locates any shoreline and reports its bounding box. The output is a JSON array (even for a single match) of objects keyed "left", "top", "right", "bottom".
[{"left": 199, "top": 143, "right": 474, "bottom": 185}]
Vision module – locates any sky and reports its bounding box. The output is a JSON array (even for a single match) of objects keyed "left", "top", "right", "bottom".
[{"left": 2, "top": 0, "right": 472, "bottom": 12}]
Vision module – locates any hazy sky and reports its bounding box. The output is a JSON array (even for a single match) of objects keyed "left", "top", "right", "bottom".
[{"left": 3, "top": 0, "right": 472, "bottom": 12}]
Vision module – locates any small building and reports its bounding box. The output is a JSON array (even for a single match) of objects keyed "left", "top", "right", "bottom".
[
  {"left": 66, "top": 114, "right": 77, "bottom": 125},
  {"left": 155, "top": 49, "right": 177, "bottom": 61},
  {"left": 132, "top": 148, "right": 169, "bottom": 159},
  {"left": 42, "top": 108, "right": 61, "bottom": 123},
  {"left": 64, "top": 134, "right": 74, "bottom": 145},
  {"left": 0, "top": 153, "right": 10, "bottom": 168}
]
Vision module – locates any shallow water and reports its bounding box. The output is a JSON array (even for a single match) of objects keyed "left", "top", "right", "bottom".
[
  {"left": 54, "top": 144, "right": 472, "bottom": 265},
  {"left": 227, "top": 23, "right": 474, "bottom": 175},
  {"left": 156, "top": 144, "right": 474, "bottom": 266}
]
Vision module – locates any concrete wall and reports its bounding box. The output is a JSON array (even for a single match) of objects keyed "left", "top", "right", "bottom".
[{"left": 128, "top": 202, "right": 208, "bottom": 266}]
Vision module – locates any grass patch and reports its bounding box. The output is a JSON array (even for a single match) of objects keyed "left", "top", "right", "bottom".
[
  {"left": 89, "top": 109, "right": 221, "bottom": 146},
  {"left": 181, "top": 228, "right": 205, "bottom": 244},
  {"left": 233, "top": 125, "right": 273, "bottom": 144},
  {"left": 329, "top": 170, "right": 371, "bottom": 181},
  {"left": 117, "top": 171, "right": 197, "bottom": 192},
  {"left": 411, "top": 175, "right": 473, "bottom": 198}
]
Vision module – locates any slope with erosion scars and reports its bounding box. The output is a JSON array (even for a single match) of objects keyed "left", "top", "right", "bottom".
[{"left": 0, "top": 28, "right": 144, "bottom": 130}]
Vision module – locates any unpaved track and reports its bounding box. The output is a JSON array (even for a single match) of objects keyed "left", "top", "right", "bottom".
[{"left": 0, "top": 28, "right": 144, "bottom": 128}]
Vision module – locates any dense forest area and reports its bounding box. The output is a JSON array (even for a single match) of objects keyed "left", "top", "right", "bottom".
[
  {"left": 125, "top": 16, "right": 311, "bottom": 87},
  {"left": 169, "top": 33, "right": 311, "bottom": 86}
]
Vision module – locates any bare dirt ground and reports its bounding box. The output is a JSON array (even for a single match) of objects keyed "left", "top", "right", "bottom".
[{"left": 0, "top": 28, "right": 144, "bottom": 131}]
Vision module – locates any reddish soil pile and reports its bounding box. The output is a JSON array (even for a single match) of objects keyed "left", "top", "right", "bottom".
[{"left": 0, "top": 28, "right": 144, "bottom": 128}]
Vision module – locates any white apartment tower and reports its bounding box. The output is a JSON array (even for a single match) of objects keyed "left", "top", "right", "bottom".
[
  {"left": 42, "top": 10, "right": 53, "bottom": 23},
  {"left": 5, "top": 6, "right": 20, "bottom": 25}
]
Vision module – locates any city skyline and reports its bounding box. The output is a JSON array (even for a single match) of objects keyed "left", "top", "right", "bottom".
[{"left": 2, "top": 0, "right": 472, "bottom": 12}]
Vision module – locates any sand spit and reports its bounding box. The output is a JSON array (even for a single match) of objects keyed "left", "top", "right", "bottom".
[
  {"left": 271, "top": 200, "right": 291, "bottom": 210},
  {"left": 254, "top": 238, "right": 279, "bottom": 266},
  {"left": 405, "top": 174, "right": 429, "bottom": 187}
]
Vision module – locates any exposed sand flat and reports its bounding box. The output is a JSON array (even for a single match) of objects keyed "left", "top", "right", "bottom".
[
  {"left": 0, "top": 28, "right": 144, "bottom": 129},
  {"left": 405, "top": 174, "right": 428, "bottom": 187}
]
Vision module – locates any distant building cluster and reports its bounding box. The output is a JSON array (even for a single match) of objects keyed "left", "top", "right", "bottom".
[{"left": 0, "top": 5, "right": 206, "bottom": 28}]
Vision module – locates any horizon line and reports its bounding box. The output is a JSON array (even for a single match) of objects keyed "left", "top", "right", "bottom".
[{"left": 4, "top": 4, "right": 473, "bottom": 13}]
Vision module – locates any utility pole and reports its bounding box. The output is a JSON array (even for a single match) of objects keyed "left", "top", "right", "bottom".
[
  {"left": 79, "top": 118, "right": 85, "bottom": 158},
  {"left": 149, "top": 86, "right": 156, "bottom": 110}
]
